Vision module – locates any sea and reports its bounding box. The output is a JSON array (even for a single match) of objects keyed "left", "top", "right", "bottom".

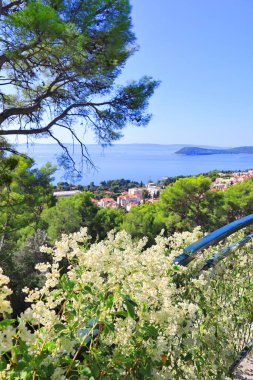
[{"left": 18, "top": 143, "right": 253, "bottom": 185}]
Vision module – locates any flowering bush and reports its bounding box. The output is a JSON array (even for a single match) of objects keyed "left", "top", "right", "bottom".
[{"left": 0, "top": 228, "right": 252, "bottom": 379}]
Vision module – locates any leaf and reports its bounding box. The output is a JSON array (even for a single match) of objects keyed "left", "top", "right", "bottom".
[
  {"left": 0, "top": 319, "right": 15, "bottom": 330},
  {"left": 184, "top": 352, "right": 192, "bottom": 362},
  {"left": 113, "top": 311, "right": 128, "bottom": 318},
  {"left": 61, "top": 274, "right": 75, "bottom": 292},
  {"left": 124, "top": 299, "right": 136, "bottom": 319},
  {"left": 103, "top": 320, "right": 115, "bottom": 333},
  {"left": 79, "top": 366, "right": 92, "bottom": 376},
  {"left": 0, "top": 357, "right": 7, "bottom": 371},
  {"left": 143, "top": 324, "right": 158, "bottom": 339},
  {"left": 84, "top": 285, "right": 92, "bottom": 293},
  {"left": 106, "top": 294, "right": 114, "bottom": 309},
  {"left": 53, "top": 323, "right": 66, "bottom": 333},
  {"left": 199, "top": 324, "right": 205, "bottom": 337},
  {"left": 16, "top": 360, "right": 27, "bottom": 371}
]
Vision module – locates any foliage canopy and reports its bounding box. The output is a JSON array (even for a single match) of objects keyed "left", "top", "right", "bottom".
[
  {"left": 159, "top": 176, "right": 225, "bottom": 233},
  {"left": 0, "top": 147, "right": 55, "bottom": 314},
  {"left": 0, "top": 0, "right": 158, "bottom": 169}
]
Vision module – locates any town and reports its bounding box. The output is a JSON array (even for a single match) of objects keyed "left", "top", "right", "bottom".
[
  {"left": 53, "top": 169, "right": 253, "bottom": 210},
  {"left": 211, "top": 169, "right": 253, "bottom": 190}
]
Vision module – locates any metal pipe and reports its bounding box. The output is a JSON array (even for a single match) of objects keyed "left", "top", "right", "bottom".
[{"left": 173, "top": 214, "right": 253, "bottom": 266}]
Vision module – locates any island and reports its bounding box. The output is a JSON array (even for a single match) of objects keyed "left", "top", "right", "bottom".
[{"left": 176, "top": 146, "right": 253, "bottom": 155}]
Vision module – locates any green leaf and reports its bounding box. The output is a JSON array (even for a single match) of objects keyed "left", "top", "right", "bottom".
[
  {"left": 0, "top": 319, "right": 15, "bottom": 330},
  {"left": 84, "top": 285, "right": 92, "bottom": 293},
  {"left": 61, "top": 274, "right": 75, "bottom": 292},
  {"left": 103, "top": 320, "right": 115, "bottom": 333},
  {"left": 51, "top": 289, "right": 62, "bottom": 299},
  {"left": 53, "top": 323, "right": 66, "bottom": 333},
  {"left": 199, "top": 324, "right": 205, "bottom": 337},
  {"left": 0, "top": 357, "right": 7, "bottom": 371},
  {"left": 143, "top": 324, "right": 158, "bottom": 339},
  {"left": 113, "top": 311, "right": 128, "bottom": 318},
  {"left": 16, "top": 360, "right": 27, "bottom": 371},
  {"left": 124, "top": 299, "right": 136, "bottom": 319},
  {"left": 79, "top": 366, "right": 92, "bottom": 376},
  {"left": 20, "top": 371, "right": 29, "bottom": 380},
  {"left": 184, "top": 352, "right": 193, "bottom": 362},
  {"left": 106, "top": 294, "right": 114, "bottom": 309}
]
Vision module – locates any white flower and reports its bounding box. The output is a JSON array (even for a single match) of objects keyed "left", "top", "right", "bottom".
[
  {"left": 0, "top": 326, "right": 15, "bottom": 354},
  {"left": 35, "top": 262, "right": 51, "bottom": 273},
  {"left": 0, "top": 267, "right": 12, "bottom": 315},
  {"left": 51, "top": 367, "right": 65, "bottom": 380}
]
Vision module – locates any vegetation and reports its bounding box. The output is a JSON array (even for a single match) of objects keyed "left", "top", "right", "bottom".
[
  {"left": 223, "top": 178, "right": 253, "bottom": 223},
  {"left": 0, "top": 153, "right": 55, "bottom": 259},
  {"left": 1, "top": 1, "right": 252, "bottom": 377},
  {"left": 122, "top": 202, "right": 165, "bottom": 245},
  {"left": 120, "top": 175, "right": 253, "bottom": 241},
  {"left": 0, "top": 228, "right": 252, "bottom": 379},
  {"left": 41, "top": 192, "right": 98, "bottom": 242},
  {"left": 49, "top": 176, "right": 253, "bottom": 247},
  {"left": 176, "top": 146, "right": 253, "bottom": 155},
  {"left": 84, "top": 179, "right": 143, "bottom": 200},
  {"left": 41, "top": 191, "right": 124, "bottom": 242},
  {"left": 11, "top": 230, "right": 50, "bottom": 317},
  {"left": 0, "top": 144, "right": 55, "bottom": 315},
  {"left": 0, "top": 145, "right": 253, "bottom": 378},
  {"left": 0, "top": 0, "right": 158, "bottom": 171},
  {"left": 1, "top": 155, "right": 253, "bottom": 320},
  {"left": 159, "top": 176, "right": 225, "bottom": 234}
]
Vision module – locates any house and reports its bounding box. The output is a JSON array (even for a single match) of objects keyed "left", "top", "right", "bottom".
[
  {"left": 146, "top": 183, "right": 161, "bottom": 198},
  {"left": 117, "top": 194, "right": 141, "bottom": 208},
  {"left": 98, "top": 197, "right": 118, "bottom": 208},
  {"left": 128, "top": 188, "right": 143, "bottom": 197}
]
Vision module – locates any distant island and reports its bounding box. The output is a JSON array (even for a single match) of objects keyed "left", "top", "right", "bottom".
[{"left": 176, "top": 146, "right": 253, "bottom": 155}]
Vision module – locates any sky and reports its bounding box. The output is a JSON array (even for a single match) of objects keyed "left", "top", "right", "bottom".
[
  {"left": 117, "top": 0, "right": 253, "bottom": 146},
  {"left": 10, "top": 0, "right": 253, "bottom": 147}
]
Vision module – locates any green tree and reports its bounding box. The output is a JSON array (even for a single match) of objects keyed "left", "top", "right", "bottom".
[
  {"left": 41, "top": 191, "right": 101, "bottom": 242},
  {"left": 122, "top": 202, "right": 165, "bottom": 245},
  {"left": 0, "top": 152, "right": 55, "bottom": 271},
  {"left": 159, "top": 176, "right": 224, "bottom": 233},
  {"left": 0, "top": 146, "right": 56, "bottom": 315},
  {"left": 56, "top": 182, "right": 71, "bottom": 191},
  {"left": 94, "top": 207, "right": 125, "bottom": 240},
  {"left": 12, "top": 229, "right": 50, "bottom": 316},
  {"left": 0, "top": 0, "right": 158, "bottom": 170},
  {"left": 223, "top": 178, "right": 253, "bottom": 223}
]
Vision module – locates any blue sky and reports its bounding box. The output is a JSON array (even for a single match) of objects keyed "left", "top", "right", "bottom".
[
  {"left": 117, "top": 0, "right": 253, "bottom": 146},
  {"left": 11, "top": 0, "right": 253, "bottom": 147}
]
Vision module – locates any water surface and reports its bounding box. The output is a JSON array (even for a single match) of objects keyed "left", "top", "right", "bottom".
[{"left": 19, "top": 144, "right": 253, "bottom": 185}]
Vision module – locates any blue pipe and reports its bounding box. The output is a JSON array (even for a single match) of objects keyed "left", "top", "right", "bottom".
[{"left": 173, "top": 214, "right": 253, "bottom": 266}]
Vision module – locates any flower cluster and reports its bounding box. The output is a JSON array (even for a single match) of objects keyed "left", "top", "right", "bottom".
[
  {"left": 0, "top": 227, "right": 252, "bottom": 379},
  {"left": 0, "top": 267, "right": 12, "bottom": 316}
]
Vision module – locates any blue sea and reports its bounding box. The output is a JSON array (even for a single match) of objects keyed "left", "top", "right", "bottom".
[{"left": 19, "top": 143, "right": 253, "bottom": 185}]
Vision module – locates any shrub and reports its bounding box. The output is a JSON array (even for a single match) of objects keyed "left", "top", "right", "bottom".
[{"left": 0, "top": 228, "right": 252, "bottom": 379}]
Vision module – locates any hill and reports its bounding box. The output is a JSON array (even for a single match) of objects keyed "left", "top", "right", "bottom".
[{"left": 176, "top": 146, "right": 253, "bottom": 155}]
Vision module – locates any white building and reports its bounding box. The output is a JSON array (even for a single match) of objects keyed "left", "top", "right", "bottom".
[
  {"left": 146, "top": 183, "right": 161, "bottom": 198},
  {"left": 128, "top": 188, "right": 143, "bottom": 197},
  {"left": 53, "top": 190, "right": 81, "bottom": 197},
  {"left": 117, "top": 194, "right": 141, "bottom": 208},
  {"left": 98, "top": 198, "right": 118, "bottom": 208}
]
